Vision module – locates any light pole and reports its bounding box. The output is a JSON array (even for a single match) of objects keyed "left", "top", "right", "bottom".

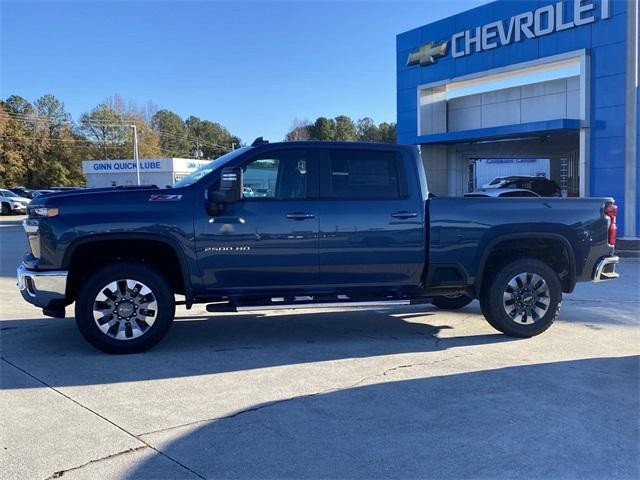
[{"left": 131, "top": 125, "right": 140, "bottom": 185}]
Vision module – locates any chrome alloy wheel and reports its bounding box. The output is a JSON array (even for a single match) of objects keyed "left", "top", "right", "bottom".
[
  {"left": 502, "top": 272, "right": 551, "bottom": 325},
  {"left": 92, "top": 279, "right": 158, "bottom": 340}
]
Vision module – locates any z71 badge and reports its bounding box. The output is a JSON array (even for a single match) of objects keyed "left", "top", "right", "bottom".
[{"left": 149, "top": 194, "right": 182, "bottom": 202}]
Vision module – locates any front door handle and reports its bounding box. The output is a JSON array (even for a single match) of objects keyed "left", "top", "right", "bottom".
[
  {"left": 286, "top": 212, "right": 315, "bottom": 220},
  {"left": 391, "top": 211, "right": 418, "bottom": 219}
]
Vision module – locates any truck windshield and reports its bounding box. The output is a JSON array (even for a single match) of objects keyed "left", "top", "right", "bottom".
[{"left": 173, "top": 147, "right": 251, "bottom": 188}]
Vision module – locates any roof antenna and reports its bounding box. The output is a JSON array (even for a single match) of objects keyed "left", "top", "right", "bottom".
[{"left": 251, "top": 137, "right": 269, "bottom": 146}]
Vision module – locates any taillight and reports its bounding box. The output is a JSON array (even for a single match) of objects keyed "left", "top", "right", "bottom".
[{"left": 604, "top": 203, "right": 617, "bottom": 246}]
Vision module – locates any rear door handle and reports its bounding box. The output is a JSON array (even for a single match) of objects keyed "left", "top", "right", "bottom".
[
  {"left": 286, "top": 212, "right": 315, "bottom": 220},
  {"left": 391, "top": 211, "right": 418, "bottom": 219}
]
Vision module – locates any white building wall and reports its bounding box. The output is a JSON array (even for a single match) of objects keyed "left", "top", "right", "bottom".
[
  {"left": 425, "top": 76, "right": 581, "bottom": 136},
  {"left": 84, "top": 172, "right": 174, "bottom": 188}
]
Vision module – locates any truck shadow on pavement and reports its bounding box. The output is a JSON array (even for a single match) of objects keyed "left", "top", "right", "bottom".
[
  {"left": 124, "top": 355, "right": 639, "bottom": 480},
  {"left": 0, "top": 305, "right": 515, "bottom": 389}
]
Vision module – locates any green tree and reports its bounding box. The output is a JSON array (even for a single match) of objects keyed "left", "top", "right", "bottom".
[
  {"left": 79, "top": 101, "right": 161, "bottom": 160},
  {"left": 1, "top": 94, "right": 88, "bottom": 187},
  {"left": 186, "top": 116, "right": 239, "bottom": 158},
  {"left": 356, "top": 117, "right": 379, "bottom": 142},
  {"left": 2, "top": 95, "right": 50, "bottom": 187},
  {"left": 4, "top": 95, "right": 34, "bottom": 116},
  {"left": 287, "top": 115, "right": 395, "bottom": 144},
  {"left": 34, "top": 94, "right": 71, "bottom": 136},
  {"left": 310, "top": 117, "right": 336, "bottom": 140},
  {"left": 0, "top": 102, "right": 29, "bottom": 187},
  {"left": 79, "top": 104, "right": 128, "bottom": 159},
  {"left": 34, "top": 94, "right": 87, "bottom": 186},
  {"left": 377, "top": 122, "right": 396, "bottom": 144},
  {"left": 334, "top": 115, "right": 356, "bottom": 141},
  {"left": 126, "top": 113, "right": 162, "bottom": 159},
  {"left": 1, "top": 92, "right": 242, "bottom": 187},
  {"left": 151, "top": 110, "right": 190, "bottom": 157}
]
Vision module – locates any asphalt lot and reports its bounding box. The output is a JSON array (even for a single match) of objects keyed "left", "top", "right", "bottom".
[{"left": 1, "top": 215, "right": 639, "bottom": 480}]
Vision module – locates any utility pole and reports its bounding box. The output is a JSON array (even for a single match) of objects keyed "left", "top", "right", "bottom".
[{"left": 132, "top": 125, "right": 140, "bottom": 185}]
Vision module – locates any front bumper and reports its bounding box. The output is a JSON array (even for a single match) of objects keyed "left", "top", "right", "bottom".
[
  {"left": 17, "top": 264, "right": 68, "bottom": 309},
  {"left": 592, "top": 255, "right": 619, "bottom": 283}
]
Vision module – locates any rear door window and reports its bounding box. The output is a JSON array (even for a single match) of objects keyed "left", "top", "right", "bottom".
[{"left": 323, "top": 150, "right": 403, "bottom": 199}]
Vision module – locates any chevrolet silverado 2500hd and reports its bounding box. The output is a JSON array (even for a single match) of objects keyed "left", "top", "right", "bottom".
[{"left": 17, "top": 140, "right": 620, "bottom": 353}]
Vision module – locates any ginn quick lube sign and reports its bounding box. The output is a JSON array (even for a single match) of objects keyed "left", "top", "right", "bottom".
[{"left": 451, "top": 0, "right": 612, "bottom": 58}]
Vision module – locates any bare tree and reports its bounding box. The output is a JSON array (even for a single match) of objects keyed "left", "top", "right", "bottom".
[{"left": 285, "top": 118, "right": 311, "bottom": 141}]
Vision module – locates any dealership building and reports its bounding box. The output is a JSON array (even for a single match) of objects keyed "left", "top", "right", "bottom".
[
  {"left": 82, "top": 158, "right": 209, "bottom": 188},
  {"left": 397, "top": 0, "right": 638, "bottom": 236}
]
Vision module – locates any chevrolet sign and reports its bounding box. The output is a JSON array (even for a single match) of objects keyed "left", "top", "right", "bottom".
[{"left": 407, "top": 0, "right": 612, "bottom": 67}]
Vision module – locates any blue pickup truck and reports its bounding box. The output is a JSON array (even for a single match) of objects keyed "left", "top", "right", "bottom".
[{"left": 17, "top": 140, "right": 620, "bottom": 353}]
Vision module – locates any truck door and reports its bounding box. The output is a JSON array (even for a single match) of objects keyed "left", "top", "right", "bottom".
[
  {"left": 318, "top": 148, "right": 426, "bottom": 289},
  {"left": 194, "top": 149, "right": 319, "bottom": 293}
]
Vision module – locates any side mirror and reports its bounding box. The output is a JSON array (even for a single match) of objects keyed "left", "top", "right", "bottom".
[{"left": 206, "top": 167, "right": 243, "bottom": 215}]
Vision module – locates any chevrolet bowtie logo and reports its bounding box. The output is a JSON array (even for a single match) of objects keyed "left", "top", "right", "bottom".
[{"left": 407, "top": 41, "right": 448, "bottom": 67}]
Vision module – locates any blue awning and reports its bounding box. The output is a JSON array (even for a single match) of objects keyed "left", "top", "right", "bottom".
[{"left": 413, "top": 119, "right": 582, "bottom": 145}]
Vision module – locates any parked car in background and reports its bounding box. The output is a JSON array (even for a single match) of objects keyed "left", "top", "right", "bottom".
[
  {"left": 483, "top": 176, "right": 561, "bottom": 196},
  {"left": 0, "top": 189, "right": 31, "bottom": 215},
  {"left": 9, "top": 187, "right": 36, "bottom": 199},
  {"left": 465, "top": 188, "right": 540, "bottom": 198}
]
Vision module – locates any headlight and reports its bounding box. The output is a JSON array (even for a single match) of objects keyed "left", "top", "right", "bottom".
[{"left": 31, "top": 207, "right": 59, "bottom": 217}]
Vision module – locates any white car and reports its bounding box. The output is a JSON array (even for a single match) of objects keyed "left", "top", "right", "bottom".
[
  {"left": 0, "top": 189, "right": 31, "bottom": 215},
  {"left": 464, "top": 188, "right": 540, "bottom": 198}
]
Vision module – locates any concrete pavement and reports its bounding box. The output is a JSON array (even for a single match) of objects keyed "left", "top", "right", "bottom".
[{"left": 1, "top": 215, "right": 638, "bottom": 479}]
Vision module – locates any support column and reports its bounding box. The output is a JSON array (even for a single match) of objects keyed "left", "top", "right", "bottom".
[
  {"left": 446, "top": 146, "right": 463, "bottom": 197},
  {"left": 578, "top": 50, "right": 591, "bottom": 198},
  {"left": 624, "top": 0, "right": 638, "bottom": 236}
]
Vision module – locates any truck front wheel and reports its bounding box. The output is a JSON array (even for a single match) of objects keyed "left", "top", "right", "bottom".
[
  {"left": 75, "top": 262, "right": 175, "bottom": 353},
  {"left": 480, "top": 258, "right": 561, "bottom": 337}
]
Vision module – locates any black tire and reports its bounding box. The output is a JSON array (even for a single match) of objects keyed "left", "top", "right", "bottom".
[
  {"left": 1, "top": 203, "right": 10, "bottom": 215},
  {"left": 432, "top": 293, "right": 473, "bottom": 310},
  {"left": 75, "top": 262, "right": 175, "bottom": 354},
  {"left": 480, "top": 258, "right": 561, "bottom": 337}
]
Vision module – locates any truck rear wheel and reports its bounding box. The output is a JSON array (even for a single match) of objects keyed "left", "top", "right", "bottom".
[
  {"left": 431, "top": 293, "right": 473, "bottom": 310},
  {"left": 75, "top": 262, "right": 175, "bottom": 354},
  {"left": 480, "top": 258, "right": 561, "bottom": 337}
]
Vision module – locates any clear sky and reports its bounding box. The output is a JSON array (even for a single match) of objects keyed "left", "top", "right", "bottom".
[{"left": 1, "top": 0, "right": 487, "bottom": 143}]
